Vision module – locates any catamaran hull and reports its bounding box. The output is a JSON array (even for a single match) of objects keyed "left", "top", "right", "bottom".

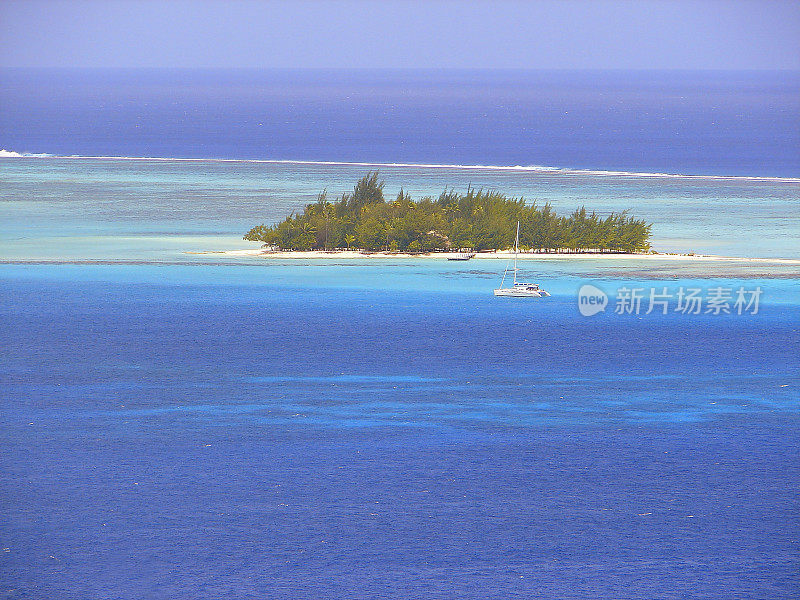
[{"left": 494, "top": 288, "right": 549, "bottom": 297}]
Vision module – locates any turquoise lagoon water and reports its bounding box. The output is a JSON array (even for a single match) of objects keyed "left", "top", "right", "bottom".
[{"left": 1, "top": 157, "right": 799, "bottom": 261}]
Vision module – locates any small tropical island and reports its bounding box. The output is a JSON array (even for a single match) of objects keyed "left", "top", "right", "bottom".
[{"left": 244, "top": 173, "right": 652, "bottom": 253}]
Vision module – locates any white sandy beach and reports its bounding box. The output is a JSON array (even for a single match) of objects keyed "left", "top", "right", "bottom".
[{"left": 198, "top": 247, "right": 800, "bottom": 264}]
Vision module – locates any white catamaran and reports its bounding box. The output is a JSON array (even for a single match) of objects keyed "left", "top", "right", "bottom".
[{"left": 493, "top": 222, "right": 551, "bottom": 298}]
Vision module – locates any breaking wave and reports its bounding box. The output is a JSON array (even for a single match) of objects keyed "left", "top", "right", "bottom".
[{"left": 1, "top": 150, "right": 798, "bottom": 183}]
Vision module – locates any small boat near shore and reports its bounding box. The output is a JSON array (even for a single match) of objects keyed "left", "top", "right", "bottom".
[
  {"left": 447, "top": 252, "right": 476, "bottom": 261},
  {"left": 494, "top": 222, "right": 551, "bottom": 297}
]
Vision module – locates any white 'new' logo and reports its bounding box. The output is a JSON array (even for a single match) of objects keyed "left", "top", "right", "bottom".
[{"left": 578, "top": 284, "right": 608, "bottom": 316}]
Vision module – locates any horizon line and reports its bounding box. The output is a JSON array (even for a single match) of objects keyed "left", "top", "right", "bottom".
[{"left": 2, "top": 66, "right": 800, "bottom": 73}]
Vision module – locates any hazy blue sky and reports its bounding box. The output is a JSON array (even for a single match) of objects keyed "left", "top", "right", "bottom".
[{"left": 1, "top": 0, "right": 798, "bottom": 69}]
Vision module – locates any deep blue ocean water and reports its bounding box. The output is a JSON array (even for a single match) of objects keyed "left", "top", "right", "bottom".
[
  {"left": 1, "top": 69, "right": 799, "bottom": 177},
  {"left": 1, "top": 264, "right": 798, "bottom": 598},
  {"left": 0, "top": 261, "right": 800, "bottom": 599},
  {"left": 1, "top": 69, "right": 799, "bottom": 598}
]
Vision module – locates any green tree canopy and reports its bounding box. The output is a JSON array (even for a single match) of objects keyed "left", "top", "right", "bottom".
[{"left": 245, "top": 173, "right": 652, "bottom": 253}]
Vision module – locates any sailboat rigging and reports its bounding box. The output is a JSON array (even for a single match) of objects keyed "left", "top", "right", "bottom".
[{"left": 493, "top": 221, "right": 551, "bottom": 297}]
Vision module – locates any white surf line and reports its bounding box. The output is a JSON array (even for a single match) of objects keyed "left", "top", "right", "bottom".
[{"left": 2, "top": 151, "right": 798, "bottom": 184}]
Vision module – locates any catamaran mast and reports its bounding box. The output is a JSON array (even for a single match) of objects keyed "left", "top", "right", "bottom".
[{"left": 513, "top": 221, "right": 519, "bottom": 285}]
